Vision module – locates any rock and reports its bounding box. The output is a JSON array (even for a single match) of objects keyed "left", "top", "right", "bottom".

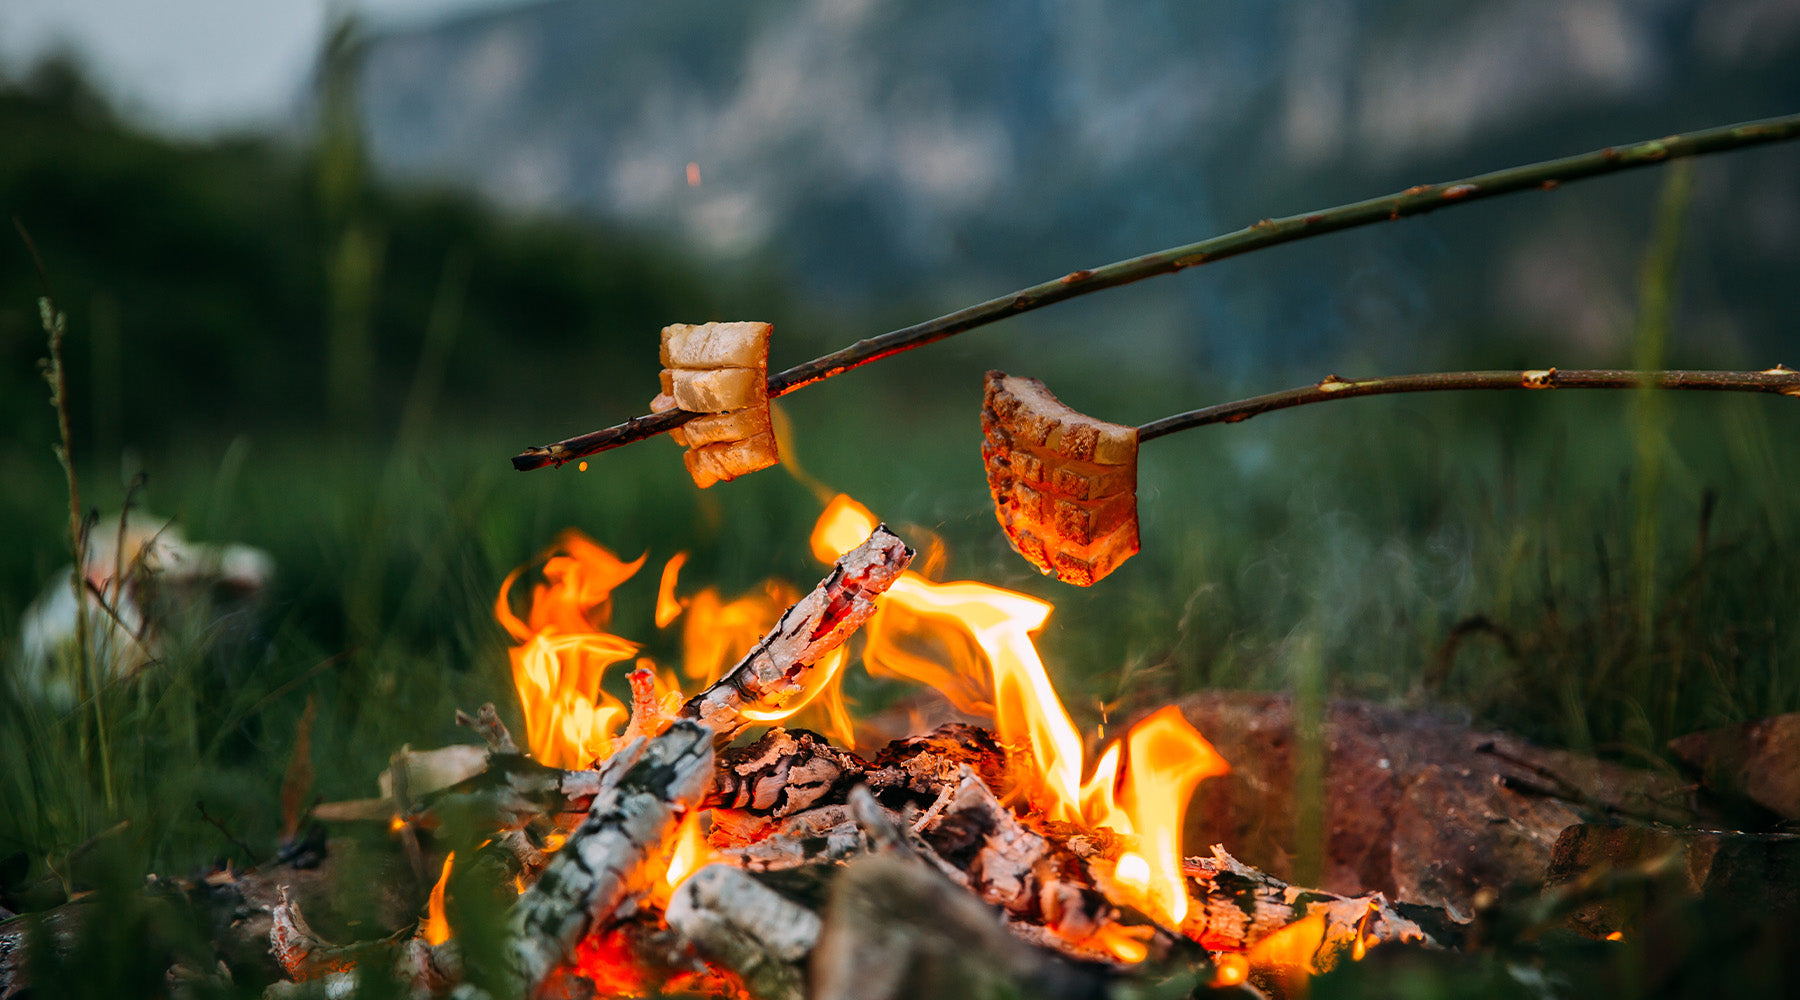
[
  {"left": 1176, "top": 692, "right": 1688, "bottom": 912},
  {"left": 1668, "top": 714, "right": 1800, "bottom": 821}
]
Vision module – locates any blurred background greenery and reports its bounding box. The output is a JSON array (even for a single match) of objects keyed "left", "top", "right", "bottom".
[{"left": 0, "top": 3, "right": 1797, "bottom": 994}]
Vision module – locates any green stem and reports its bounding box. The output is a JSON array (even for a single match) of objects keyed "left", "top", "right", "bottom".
[
  {"left": 512, "top": 111, "right": 1800, "bottom": 471},
  {"left": 1135, "top": 367, "right": 1800, "bottom": 442}
]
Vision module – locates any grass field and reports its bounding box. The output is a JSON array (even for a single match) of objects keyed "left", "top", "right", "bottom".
[{"left": 2, "top": 64, "right": 1796, "bottom": 1000}]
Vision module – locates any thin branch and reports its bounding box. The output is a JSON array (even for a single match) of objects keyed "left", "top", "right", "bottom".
[
  {"left": 511, "top": 111, "right": 1800, "bottom": 471},
  {"left": 1135, "top": 367, "right": 1800, "bottom": 442}
]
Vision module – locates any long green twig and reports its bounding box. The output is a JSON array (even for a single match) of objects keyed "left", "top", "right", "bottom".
[
  {"left": 511, "top": 111, "right": 1800, "bottom": 471},
  {"left": 1133, "top": 367, "right": 1800, "bottom": 442}
]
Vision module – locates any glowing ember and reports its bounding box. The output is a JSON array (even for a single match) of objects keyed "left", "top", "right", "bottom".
[
  {"left": 423, "top": 852, "right": 454, "bottom": 946},
  {"left": 652, "top": 809, "right": 719, "bottom": 910},
  {"left": 1211, "top": 951, "right": 1250, "bottom": 988}
]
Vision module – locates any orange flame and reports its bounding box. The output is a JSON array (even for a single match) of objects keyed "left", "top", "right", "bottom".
[
  {"left": 495, "top": 531, "right": 648, "bottom": 768},
  {"left": 1247, "top": 911, "right": 1328, "bottom": 994},
  {"left": 423, "top": 852, "right": 454, "bottom": 946},
  {"left": 809, "top": 495, "right": 1230, "bottom": 936},
  {"left": 1083, "top": 707, "right": 1229, "bottom": 926},
  {"left": 651, "top": 809, "right": 719, "bottom": 909},
  {"left": 655, "top": 552, "right": 689, "bottom": 628}
]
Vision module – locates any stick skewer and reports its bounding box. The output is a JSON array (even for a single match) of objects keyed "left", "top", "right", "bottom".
[
  {"left": 511, "top": 112, "right": 1800, "bottom": 472},
  {"left": 1135, "top": 366, "right": 1800, "bottom": 442}
]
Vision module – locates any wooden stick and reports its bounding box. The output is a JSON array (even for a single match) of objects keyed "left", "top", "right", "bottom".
[
  {"left": 510, "top": 112, "right": 1800, "bottom": 471},
  {"left": 1136, "top": 367, "right": 1800, "bottom": 442},
  {"left": 679, "top": 526, "right": 913, "bottom": 742}
]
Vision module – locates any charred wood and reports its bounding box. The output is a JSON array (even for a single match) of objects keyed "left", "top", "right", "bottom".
[{"left": 679, "top": 527, "right": 912, "bottom": 742}]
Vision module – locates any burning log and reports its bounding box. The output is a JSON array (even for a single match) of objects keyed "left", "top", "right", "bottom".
[
  {"left": 678, "top": 525, "right": 913, "bottom": 742},
  {"left": 664, "top": 864, "right": 818, "bottom": 1000},
  {"left": 470, "top": 722, "right": 713, "bottom": 998},
  {"left": 812, "top": 852, "right": 1117, "bottom": 1000},
  {"left": 1181, "top": 847, "right": 1443, "bottom": 958}
]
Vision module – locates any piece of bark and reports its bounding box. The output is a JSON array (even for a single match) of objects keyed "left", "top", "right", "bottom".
[
  {"left": 981, "top": 371, "right": 1140, "bottom": 587},
  {"left": 811, "top": 852, "right": 1113, "bottom": 1000},
  {"left": 707, "top": 729, "right": 867, "bottom": 820},
  {"left": 1668, "top": 713, "right": 1800, "bottom": 821},
  {"left": 664, "top": 864, "right": 818, "bottom": 1000},
  {"left": 1174, "top": 691, "right": 1690, "bottom": 913},
  {"left": 679, "top": 527, "right": 913, "bottom": 742},
  {"left": 913, "top": 768, "right": 1138, "bottom": 964},
  {"left": 487, "top": 723, "right": 712, "bottom": 997}
]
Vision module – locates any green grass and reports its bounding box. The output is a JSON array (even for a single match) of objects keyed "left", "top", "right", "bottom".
[{"left": 3, "top": 55, "right": 1798, "bottom": 1000}]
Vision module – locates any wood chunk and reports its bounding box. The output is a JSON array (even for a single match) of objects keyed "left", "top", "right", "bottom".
[
  {"left": 1182, "top": 847, "right": 1441, "bottom": 956},
  {"left": 708, "top": 729, "right": 868, "bottom": 819},
  {"left": 680, "top": 527, "right": 913, "bottom": 742},
  {"left": 665, "top": 864, "right": 817, "bottom": 1000},
  {"left": 661, "top": 321, "right": 771, "bottom": 370},
  {"left": 811, "top": 853, "right": 1113, "bottom": 1000},
  {"left": 982, "top": 371, "right": 1140, "bottom": 587}
]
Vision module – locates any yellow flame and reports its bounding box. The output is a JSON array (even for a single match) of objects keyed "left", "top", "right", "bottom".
[
  {"left": 679, "top": 580, "right": 801, "bottom": 686},
  {"left": 424, "top": 851, "right": 454, "bottom": 946},
  {"left": 809, "top": 494, "right": 1231, "bottom": 936},
  {"left": 1252, "top": 913, "right": 1324, "bottom": 978},
  {"left": 495, "top": 531, "right": 647, "bottom": 768},
  {"left": 655, "top": 552, "right": 689, "bottom": 628},
  {"left": 652, "top": 809, "right": 719, "bottom": 909},
  {"left": 1087, "top": 707, "right": 1229, "bottom": 926}
]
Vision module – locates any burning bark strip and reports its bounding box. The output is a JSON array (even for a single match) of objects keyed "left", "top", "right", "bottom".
[{"left": 678, "top": 525, "right": 913, "bottom": 742}]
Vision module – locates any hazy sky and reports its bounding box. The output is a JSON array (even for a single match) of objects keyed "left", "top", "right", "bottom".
[{"left": 0, "top": 0, "right": 529, "bottom": 133}]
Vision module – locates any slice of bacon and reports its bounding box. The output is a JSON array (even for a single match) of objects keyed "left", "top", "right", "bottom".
[
  {"left": 981, "top": 371, "right": 1140, "bottom": 586},
  {"left": 652, "top": 321, "right": 779, "bottom": 488}
]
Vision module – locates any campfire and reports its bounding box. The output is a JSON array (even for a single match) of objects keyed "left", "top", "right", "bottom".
[{"left": 252, "top": 495, "right": 1441, "bottom": 1000}]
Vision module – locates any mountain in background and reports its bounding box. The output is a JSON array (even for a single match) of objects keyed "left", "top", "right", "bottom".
[{"left": 350, "top": 0, "right": 1800, "bottom": 378}]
